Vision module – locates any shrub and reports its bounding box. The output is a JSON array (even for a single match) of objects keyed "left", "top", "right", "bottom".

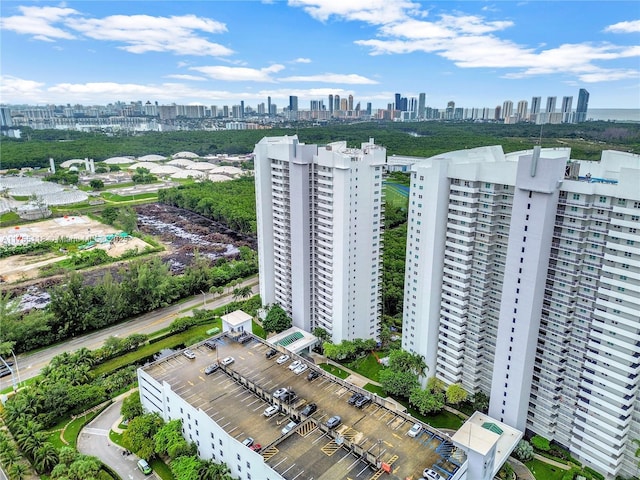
[{"left": 531, "top": 435, "right": 551, "bottom": 452}]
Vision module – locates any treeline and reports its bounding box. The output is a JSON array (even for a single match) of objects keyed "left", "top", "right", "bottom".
[
  {"left": 3, "top": 121, "right": 638, "bottom": 169},
  {"left": 158, "top": 177, "right": 257, "bottom": 233},
  {"left": 1, "top": 248, "right": 258, "bottom": 353}
]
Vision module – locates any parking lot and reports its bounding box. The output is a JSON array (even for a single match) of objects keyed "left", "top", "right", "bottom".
[{"left": 144, "top": 335, "right": 460, "bottom": 480}]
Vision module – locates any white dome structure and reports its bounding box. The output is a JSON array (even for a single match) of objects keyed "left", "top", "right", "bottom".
[
  {"left": 168, "top": 159, "right": 196, "bottom": 168},
  {"left": 138, "top": 154, "right": 166, "bottom": 162},
  {"left": 172, "top": 151, "right": 199, "bottom": 159},
  {"left": 60, "top": 159, "right": 86, "bottom": 169},
  {"left": 148, "top": 165, "right": 182, "bottom": 175},
  {"left": 209, "top": 166, "right": 243, "bottom": 176},
  {"left": 171, "top": 170, "right": 207, "bottom": 179},
  {"left": 186, "top": 162, "right": 217, "bottom": 171},
  {"left": 208, "top": 174, "right": 233, "bottom": 183},
  {"left": 129, "top": 162, "right": 159, "bottom": 170},
  {"left": 104, "top": 156, "right": 135, "bottom": 165}
]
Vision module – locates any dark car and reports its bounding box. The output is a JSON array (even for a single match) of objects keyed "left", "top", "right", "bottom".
[
  {"left": 307, "top": 370, "right": 320, "bottom": 381},
  {"left": 204, "top": 340, "right": 217, "bottom": 350},
  {"left": 204, "top": 364, "right": 219, "bottom": 375},
  {"left": 300, "top": 403, "right": 317, "bottom": 416},
  {"left": 355, "top": 395, "right": 372, "bottom": 408},
  {"left": 265, "top": 348, "right": 278, "bottom": 359},
  {"left": 326, "top": 415, "right": 341, "bottom": 429},
  {"left": 348, "top": 392, "right": 363, "bottom": 405}
]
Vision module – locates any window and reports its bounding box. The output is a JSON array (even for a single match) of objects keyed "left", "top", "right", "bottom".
[{"left": 573, "top": 194, "right": 580, "bottom": 200}]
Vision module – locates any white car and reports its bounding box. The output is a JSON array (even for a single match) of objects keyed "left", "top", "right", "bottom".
[
  {"left": 293, "top": 364, "right": 308, "bottom": 375},
  {"left": 408, "top": 423, "right": 422, "bottom": 438},
  {"left": 276, "top": 354, "right": 290, "bottom": 365},
  {"left": 183, "top": 349, "right": 195, "bottom": 359},
  {"left": 423, "top": 469, "right": 445, "bottom": 480},
  {"left": 220, "top": 356, "right": 235, "bottom": 366},
  {"left": 263, "top": 405, "right": 279, "bottom": 417},
  {"left": 281, "top": 420, "right": 298, "bottom": 435},
  {"left": 288, "top": 360, "right": 302, "bottom": 371},
  {"left": 273, "top": 388, "right": 288, "bottom": 399}
]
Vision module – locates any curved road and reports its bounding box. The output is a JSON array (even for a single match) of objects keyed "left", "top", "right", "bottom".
[
  {"left": 5, "top": 277, "right": 258, "bottom": 387},
  {"left": 78, "top": 392, "right": 158, "bottom": 480}
]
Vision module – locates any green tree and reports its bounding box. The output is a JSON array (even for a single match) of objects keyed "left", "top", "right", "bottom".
[
  {"left": 472, "top": 391, "right": 490, "bottom": 413},
  {"left": 8, "top": 462, "right": 28, "bottom": 480},
  {"left": 531, "top": 435, "right": 551, "bottom": 452},
  {"left": 122, "top": 413, "right": 163, "bottom": 460},
  {"left": 170, "top": 455, "right": 203, "bottom": 480},
  {"left": 132, "top": 167, "right": 156, "bottom": 184},
  {"left": 513, "top": 440, "right": 534, "bottom": 462},
  {"left": 379, "top": 369, "right": 419, "bottom": 398},
  {"left": 446, "top": 384, "right": 468, "bottom": 405},
  {"left": 426, "top": 376, "right": 446, "bottom": 393},
  {"left": 262, "top": 304, "right": 291, "bottom": 334},
  {"left": 388, "top": 350, "right": 428, "bottom": 377},
  {"left": 89, "top": 179, "right": 104, "bottom": 190},
  {"left": 409, "top": 387, "right": 445, "bottom": 415},
  {"left": 312, "top": 327, "right": 330, "bottom": 343},
  {"left": 115, "top": 205, "right": 138, "bottom": 233},
  {"left": 121, "top": 393, "right": 143, "bottom": 421},
  {"left": 198, "top": 460, "right": 233, "bottom": 480},
  {"left": 34, "top": 442, "right": 59, "bottom": 473},
  {"left": 154, "top": 420, "right": 193, "bottom": 460}
]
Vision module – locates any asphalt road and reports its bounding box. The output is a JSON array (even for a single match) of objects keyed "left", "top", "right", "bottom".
[
  {"left": 4, "top": 277, "right": 258, "bottom": 388},
  {"left": 77, "top": 392, "right": 158, "bottom": 480}
]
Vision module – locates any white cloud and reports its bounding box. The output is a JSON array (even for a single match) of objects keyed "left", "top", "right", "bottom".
[
  {"left": 1, "top": 6, "right": 233, "bottom": 57},
  {"left": 604, "top": 19, "right": 640, "bottom": 33},
  {"left": 165, "top": 74, "right": 208, "bottom": 81},
  {"left": 191, "top": 64, "right": 285, "bottom": 82},
  {"left": 287, "top": 0, "right": 423, "bottom": 24},
  {"left": 0, "top": 75, "right": 46, "bottom": 103},
  {"left": 0, "top": 6, "right": 78, "bottom": 41},
  {"left": 280, "top": 73, "right": 378, "bottom": 84},
  {"left": 294, "top": 58, "right": 312, "bottom": 63},
  {"left": 67, "top": 14, "right": 233, "bottom": 56}
]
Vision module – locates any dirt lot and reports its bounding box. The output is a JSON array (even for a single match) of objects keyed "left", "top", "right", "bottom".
[{"left": 0, "top": 216, "right": 151, "bottom": 283}]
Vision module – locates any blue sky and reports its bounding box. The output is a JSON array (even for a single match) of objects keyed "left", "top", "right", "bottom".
[{"left": 1, "top": 1, "right": 639, "bottom": 109}]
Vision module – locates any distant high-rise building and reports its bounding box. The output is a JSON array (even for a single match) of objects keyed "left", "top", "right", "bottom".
[
  {"left": 240, "top": 101, "right": 245, "bottom": 118},
  {"left": 530, "top": 96, "right": 542, "bottom": 122},
  {"left": 257, "top": 103, "right": 265, "bottom": 115},
  {"left": 334, "top": 95, "right": 340, "bottom": 112},
  {"left": 0, "top": 107, "right": 13, "bottom": 128},
  {"left": 576, "top": 88, "right": 589, "bottom": 123},
  {"left": 545, "top": 96, "right": 557, "bottom": 113},
  {"left": 348, "top": 95, "right": 354, "bottom": 112},
  {"left": 395, "top": 93, "right": 402, "bottom": 111},
  {"left": 446, "top": 101, "right": 455, "bottom": 120},
  {"left": 269, "top": 103, "right": 277, "bottom": 116},
  {"left": 418, "top": 93, "right": 426, "bottom": 119},
  {"left": 254, "top": 136, "right": 385, "bottom": 343},
  {"left": 366, "top": 102, "right": 372, "bottom": 116},
  {"left": 289, "top": 96, "right": 298, "bottom": 112},
  {"left": 340, "top": 98, "right": 348, "bottom": 111},
  {"left": 561, "top": 96, "right": 573, "bottom": 123},
  {"left": 267, "top": 96, "right": 272, "bottom": 117},
  {"left": 494, "top": 106, "right": 502, "bottom": 121},
  {"left": 502, "top": 100, "right": 514, "bottom": 122},
  {"left": 328, "top": 94, "right": 334, "bottom": 114},
  {"left": 516, "top": 100, "right": 528, "bottom": 121}
]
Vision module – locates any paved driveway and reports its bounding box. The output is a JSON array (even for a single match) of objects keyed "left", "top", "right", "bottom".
[{"left": 78, "top": 394, "right": 159, "bottom": 480}]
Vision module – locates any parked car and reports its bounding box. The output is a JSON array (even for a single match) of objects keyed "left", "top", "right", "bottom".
[
  {"left": 265, "top": 348, "right": 278, "bottom": 359},
  {"left": 355, "top": 395, "right": 372, "bottom": 408},
  {"left": 293, "top": 364, "right": 308, "bottom": 375},
  {"left": 408, "top": 423, "right": 422, "bottom": 438},
  {"left": 183, "top": 349, "right": 196, "bottom": 360},
  {"left": 325, "top": 415, "right": 341, "bottom": 429},
  {"left": 348, "top": 392, "right": 363, "bottom": 405},
  {"left": 307, "top": 370, "right": 320, "bottom": 381},
  {"left": 300, "top": 403, "right": 317, "bottom": 416},
  {"left": 276, "top": 354, "right": 290, "bottom": 364},
  {"left": 281, "top": 420, "right": 298, "bottom": 435},
  {"left": 263, "top": 405, "right": 280, "bottom": 417},
  {"left": 288, "top": 360, "right": 302, "bottom": 371},
  {"left": 249, "top": 443, "right": 262, "bottom": 452},
  {"left": 242, "top": 437, "right": 254, "bottom": 447},
  {"left": 273, "top": 388, "right": 288, "bottom": 399},
  {"left": 204, "top": 340, "right": 217, "bottom": 350},
  {"left": 220, "top": 356, "right": 234, "bottom": 366},
  {"left": 423, "top": 468, "right": 445, "bottom": 480},
  {"left": 137, "top": 459, "right": 152, "bottom": 474},
  {"left": 204, "top": 364, "right": 219, "bottom": 375}
]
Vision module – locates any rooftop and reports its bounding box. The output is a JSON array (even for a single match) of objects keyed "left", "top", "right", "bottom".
[{"left": 142, "top": 334, "right": 466, "bottom": 480}]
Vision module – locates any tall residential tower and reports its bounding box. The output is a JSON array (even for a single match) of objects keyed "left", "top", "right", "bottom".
[
  {"left": 254, "top": 136, "right": 385, "bottom": 343},
  {"left": 402, "top": 146, "right": 640, "bottom": 479}
]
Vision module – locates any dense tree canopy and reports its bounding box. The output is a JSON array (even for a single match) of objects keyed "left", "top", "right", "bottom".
[{"left": 262, "top": 303, "right": 292, "bottom": 334}]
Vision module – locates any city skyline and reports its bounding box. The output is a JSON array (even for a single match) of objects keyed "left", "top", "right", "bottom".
[{"left": 1, "top": 1, "right": 639, "bottom": 108}]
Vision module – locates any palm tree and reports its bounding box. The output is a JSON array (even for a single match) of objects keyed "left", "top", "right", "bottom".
[
  {"left": 0, "top": 445, "right": 19, "bottom": 466},
  {"left": 9, "top": 462, "right": 28, "bottom": 480},
  {"left": 237, "top": 285, "right": 252, "bottom": 300},
  {"left": 410, "top": 352, "right": 428, "bottom": 377},
  {"left": 198, "top": 460, "right": 233, "bottom": 480},
  {"left": 34, "top": 442, "right": 59, "bottom": 474}
]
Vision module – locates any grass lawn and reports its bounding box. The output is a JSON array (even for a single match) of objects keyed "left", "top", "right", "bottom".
[
  {"left": 393, "top": 397, "right": 465, "bottom": 430},
  {"left": 346, "top": 353, "right": 383, "bottom": 382},
  {"left": 150, "top": 458, "right": 176, "bottom": 480},
  {"left": 318, "top": 363, "right": 349, "bottom": 379},
  {"left": 0, "top": 211, "right": 21, "bottom": 223},
  {"left": 363, "top": 383, "right": 387, "bottom": 397},
  {"left": 383, "top": 183, "right": 409, "bottom": 209},
  {"left": 526, "top": 458, "right": 567, "bottom": 480},
  {"left": 45, "top": 405, "right": 109, "bottom": 449},
  {"left": 252, "top": 320, "right": 266, "bottom": 339},
  {"left": 101, "top": 192, "right": 158, "bottom": 202},
  {"left": 92, "top": 320, "right": 221, "bottom": 376}
]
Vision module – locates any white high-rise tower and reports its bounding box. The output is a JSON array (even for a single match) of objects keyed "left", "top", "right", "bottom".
[{"left": 254, "top": 135, "right": 385, "bottom": 342}]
